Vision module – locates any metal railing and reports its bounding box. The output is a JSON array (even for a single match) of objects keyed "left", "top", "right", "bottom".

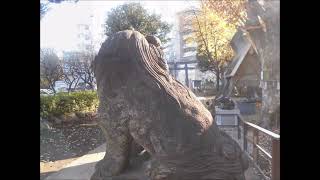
[{"left": 236, "top": 115, "right": 280, "bottom": 180}]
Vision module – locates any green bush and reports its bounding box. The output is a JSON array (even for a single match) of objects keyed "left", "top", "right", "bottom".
[{"left": 40, "top": 91, "right": 99, "bottom": 119}]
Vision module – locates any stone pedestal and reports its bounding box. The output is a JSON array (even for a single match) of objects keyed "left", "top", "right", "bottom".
[{"left": 215, "top": 107, "right": 240, "bottom": 126}]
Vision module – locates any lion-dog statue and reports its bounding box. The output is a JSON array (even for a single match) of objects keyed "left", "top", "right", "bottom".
[{"left": 91, "top": 30, "right": 249, "bottom": 180}]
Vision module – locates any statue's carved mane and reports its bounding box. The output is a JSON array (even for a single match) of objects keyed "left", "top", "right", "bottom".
[{"left": 93, "top": 30, "right": 185, "bottom": 107}]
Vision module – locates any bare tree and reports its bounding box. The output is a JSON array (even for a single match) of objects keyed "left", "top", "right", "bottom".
[
  {"left": 74, "top": 19, "right": 98, "bottom": 91},
  {"left": 62, "top": 54, "right": 81, "bottom": 93},
  {"left": 40, "top": 48, "right": 64, "bottom": 94},
  {"left": 59, "top": 51, "right": 96, "bottom": 92},
  {"left": 78, "top": 52, "right": 96, "bottom": 90}
]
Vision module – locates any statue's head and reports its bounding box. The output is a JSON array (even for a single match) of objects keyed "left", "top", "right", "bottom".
[
  {"left": 145, "top": 35, "right": 162, "bottom": 48},
  {"left": 92, "top": 30, "right": 179, "bottom": 107}
]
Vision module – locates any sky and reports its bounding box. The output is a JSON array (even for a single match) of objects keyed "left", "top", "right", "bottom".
[{"left": 40, "top": 0, "right": 200, "bottom": 54}]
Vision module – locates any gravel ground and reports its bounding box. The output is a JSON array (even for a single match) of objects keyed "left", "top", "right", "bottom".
[{"left": 40, "top": 122, "right": 106, "bottom": 179}]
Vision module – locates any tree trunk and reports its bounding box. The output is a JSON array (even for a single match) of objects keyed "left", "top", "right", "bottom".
[
  {"left": 216, "top": 68, "right": 220, "bottom": 92},
  {"left": 88, "top": 82, "right": 94, "bottom": 90},
  {"left": 74, "top": 78, "right": 80, "bottom": 91},
  {"left": 67, "top": 83, "right": 73, "bottom": 93},
  {"left": 50, "top": 83, "right": 56, "bottom": 94},
  {"left": 46, "top": 77, "right": 56, "bottom": 94}
]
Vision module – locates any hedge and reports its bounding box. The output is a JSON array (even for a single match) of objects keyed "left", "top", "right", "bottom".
[{"left": 40, "top": 91, "right": 99, "bottom": 119}]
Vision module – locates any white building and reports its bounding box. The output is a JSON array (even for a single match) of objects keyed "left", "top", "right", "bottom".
[
  {"left": 76, "top": 13, "right": 106, "bottom": 52},
  {"left": 164, "top": 8, "right": 215, "bottom": 88}
]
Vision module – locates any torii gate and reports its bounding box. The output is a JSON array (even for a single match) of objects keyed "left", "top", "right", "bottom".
[{"left": 167, "top": 60, "right": 197, "bottom": 88}]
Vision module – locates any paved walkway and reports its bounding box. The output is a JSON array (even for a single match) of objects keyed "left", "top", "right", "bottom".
[
  {"left": 45, "top": 142, "right": 262, "bottom": 180},
  {"left": 45, "top": 144, "right": 106, "bottom": 180}
]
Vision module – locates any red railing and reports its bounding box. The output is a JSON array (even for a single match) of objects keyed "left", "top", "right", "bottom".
[{"left": 237, "top": 115, "right": 280, "bottom": 180}]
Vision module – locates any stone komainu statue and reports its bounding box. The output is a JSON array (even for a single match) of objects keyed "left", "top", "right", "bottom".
[{"left": 91, "top": 30, "right": 249, "bottom": 180}]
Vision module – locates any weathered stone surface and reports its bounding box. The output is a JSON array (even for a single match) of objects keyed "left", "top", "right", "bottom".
[{"left": 91, "top": 30, "right": 249, "bottom": 180}]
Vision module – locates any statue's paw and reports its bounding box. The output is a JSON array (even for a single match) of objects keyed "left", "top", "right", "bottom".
[{"left": 91, "top": 162, "right": 117, "bottom": 180}]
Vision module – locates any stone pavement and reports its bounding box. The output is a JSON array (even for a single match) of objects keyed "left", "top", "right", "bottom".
[
  {"left": 45, "top": 142, "right": 262, "bottom": 180},
  {"left": 45, "top": 143, "right": 106, "bottom": 180}
]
